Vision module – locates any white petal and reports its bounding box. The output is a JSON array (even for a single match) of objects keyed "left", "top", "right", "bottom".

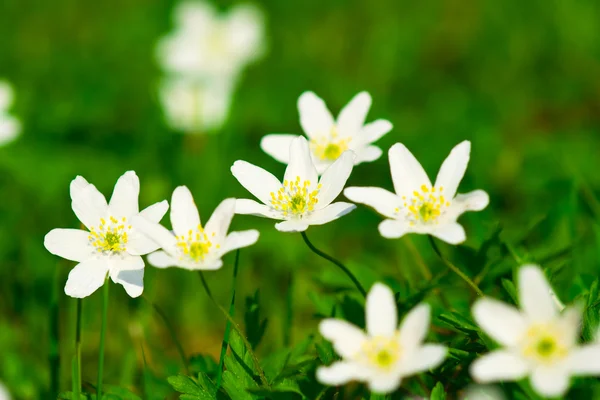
[
  {"left": 366, "top": 283, "right": 397, "bottom": 337},
  {"left": 446, "top": 190, "right": 490, "bottom": 221},
  {"left": 275, "top": 220, "right": 309, "bottom": 232},
  {"left": 283, "top": 136, "right": 318, "bottom": 187},
  {"left": 298, "top": 91, "right": 334, "bottom": 138},
  {"left": 260, "top": 134, "right": 295, "bottom": 164},
  {"left": 368, "top": 375, "right": 402, "bottom": 394},
  {"left": 234, "top": 199, "right": 280, "bottom": 219},
  {"left": 388, "top": 143, "right": 431, "bottom": 198},
  {"left": 65, "top": 259, "right": 109, "bottom": 298},
  {"left": 354, "top": 145, "right": 382, "bottom": 164},
  {"left": 362, "top": 119, "right": 393, "bottom": 143},
  {"left": 378, "top": 219, "right": 409, "bottom": 239},
  {"left": 139, "top": 200, "right": 169, "bottom": 223},
  {"left": 108, "top": 171, "right": 140, "bottom": 217},
  {"left": 304, "top": 202, "right": 355, "bottom": 226},
  {"left": 434, "top": 141, "right": 470, "bottom": 199},
  {"left": 170, "top": 186, "right": 200, "bottom": 236},
  {"left": 147, "top": 251, "right": 177, "bottom": 269},
  {"left": 0, "top": 81, "right": 14, "bottom": 110},
  {"left": 221, "top": 230, "right": 259, "bottom": 254},
  {"left": 472, "top": 298, "right": 527, "bottom": 347},
  {"left": 44, "top": 229, "right": 93, "bottom": 262},
  {"left": 344, "top": 186, "right": 400, "bottom": 219},
  {"left": 316, "top": 362, "right": 366, "bottom": 386},
  {"left": 130, "top": 216, "right": 178, "bottom": 253},
  {"left": 110, "top": 255, "right": 144, "bottom": 298},
  {"left": 70, "top": 176, "right": 108, "bottom": 229},
  {"left": 126, "top": 231, "right": 161, "bottom": 256},
  {"left": 399, "top": 303, "right": 430, "bottom": 349},
  {"left": 430, "top": 222, "right": 466, "bottom": 245},
  {"left": 231, "top": 160, "right": 282, "bottom": 205},
  {"left": 337, "top": 91, "right": 372, "bottom": 136},
  {"left": 530, "top": 365, "right": 571, "bottom": 397},
  {"left": 470, "top": 350, "right": 529, "bottom": 383},
  {"left": 320, "top": 319, "right": 367, "bottom": 358},
  {"left": 567, "top": 344, "right": 600, "bottom": 375},
  {"left": 316, "top": 151, "right": 355, "bottom": 208},
  {"left": 0, "top": 114, "right": 20, "bottom": 145},
  {"left": 204, "top": 198, "right": 236, "bottom": 243},
  {"left": 402, "top": 344, "right": 447, "bottom": 375},
  {"left": 518, "top": 264, "right": 558, "bottom": 322}
]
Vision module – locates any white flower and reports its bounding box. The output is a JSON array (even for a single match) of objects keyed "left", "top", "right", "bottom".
[
  {"left": 261, "top": 91, "right": 392, "bottom": 174},
  {"left": 159, "top": 77, "right": 234, "bottom": 133},
  {"left": 157, "top": 1, "right": 265, "bottom": 79},
  {"left": 317, "top": 283, "right": 447, "bottom": 394},
  {"left": 132, "top": 186, "right": 259, "bottom": 270},
  {"left": 344, "top": 141, "right": 489, "bottom": 245},
  {"left": 0, "top": 81, "right": 21, "bottom": 146},
  {"left": 471, "top": 264, "right": 600, "bottom": 397},
  {"left": 231, "top": 136, "right": 356, "bottom": 232},
  {"left": 461, "top": 385, "right": 505, "bottom": 400},
  {"left": 44, "top": 171, "right": 168, "bottom": 298},
  {"left": 0, "top": 382, "right": 10, "bottom": 400}
]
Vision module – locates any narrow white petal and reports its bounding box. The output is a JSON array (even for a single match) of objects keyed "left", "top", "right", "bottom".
[
  {"left": 337, "top": 91, "right": 372, "bottom": 136},
  {"left": 221, "top": 230, "right": 260, "bottom": 254},
  {"left": 378, "top": 219, "right": 409, "bottom": 239},
  {"left": 434, "top": 141, "right": 470, "bottom": 199},
  {"left": 139, "top": 200, "right": 169, "bottom": 223},
  {"left": 65, "top": 259, "right": 109, "bottom": 298},
  {"left": 530, "top": 365, "right": 571, "bottom": 397},
  {"left": 204, "top": 198, "right": 236, "bottom": 243},
  {"left": 126, "top": 231, "right": 162, "bottom": 256},
  {"left": 70, "top": 176, "right": 108, "bottom": 229},
  {"left": 402, "top": 344, "right": 447, "bottom": 375},
  {"left": 354, "top": 145, "right": 382, "bottom": 164},
  {"left": 362, "top": 119, "right": 393, "bottom": 143},
  {"left": 399, "top": 303, "right": 430, "bottom": 349},
  {"left": 0, "top": 115, "right": 20, "bottom": 145},
  {"left": 470, "top": 350, "right": 529, "bottom": 383},
  {"left": 320, "top": 319, "right": 367, "bottom": 358},
  {"left": 109, "top": 171, "right": 140, "bottom": 217},
  {"left": 304, "top": 202, "right": 355, "bottom": 226},
  {"left": 275, "top": 220, "right": 309, "bottom": 232},
  {"left": 446, "top": 190, "right": 490, "bottom": 221},
  {"left": 131, "top": 216, "right": 178, "bottom": 253},
  {"left": 170, "top": 186, "right": 201, "bottom": 236},
  {"left": 110, "top": 255, "right": 144, "bottom": 298},
  {"left": 298, "top": 91, "right": 334, "bottom": 138},
  {"left": 366, "top": 283, "right": 397, "bottom": 337},
  {"left": 368, "top": 375, "right": 402, "bottom": 394},
  {"left": 234, "top": 199, "right": 280, "bottom": 219},
  {"left": 518, "top": 264, "right": 558, "bottom": 322},
  {"left": 44, "top": 229, "right": 93, "bottom": 262},
  {"left": 316, "top": 362, "right": 366, "bottom": 386},
  {"left": 316, "top": 151, "right": 355, "bottom": 208},
  {"left": 283, "top": 136, "right": 318, "bottom": 186},
  {"left": 567, "top": 344, "right": 600, "bottom": 375},
  {"left": 344, "top": 186, "right": 400, "bottom": 219},
  {"left": 388, "top": 143, "right": 431, "bottom": 198},
  {"left": 231, "top": 160, "right": 282, "bottom": 205},
  {"left": 147, "top": 251, "right": 177, "bottom": 269},
  {"left": 260, "top": 134, "right": 295, "bottom": 164},
  {"left": 472, "top": 298, "right": 527, "bottom": 347},
  {"left": 430, "top": 222, "right": 466, "bottom": 245}
]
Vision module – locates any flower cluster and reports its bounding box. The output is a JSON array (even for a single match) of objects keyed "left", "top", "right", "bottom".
[{"left": 0, "top": 81, "right": 21, "bottom": 146}]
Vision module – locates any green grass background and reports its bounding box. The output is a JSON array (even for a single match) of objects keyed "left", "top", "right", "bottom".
[{"left": 1, "top": 0, "right": 600, "bottom": 398}]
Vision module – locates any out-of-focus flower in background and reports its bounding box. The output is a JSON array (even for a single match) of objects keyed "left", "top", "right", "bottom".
[
  {"left": 156, "top": 1, "right": 266, "bottom": 134},
  {"left": 0, "top": 81, "right": 21, "bottom": 146},
  {"left": 0, "top": 381, "right": 11, "bottom": 400}
]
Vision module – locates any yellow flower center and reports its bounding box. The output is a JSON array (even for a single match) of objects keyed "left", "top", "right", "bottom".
[
  {"left": 360, "top": 335, "right": 402, "bottom": 371},
  {"left": 176, "top": 225, "right": 220, "bottom": 262},
  {"left": 89, "top": 216, "right": 130, "bottom": 253},
  {"left": 398, "top": 185, "right": 451, "bottom": 225},
  {"left": 270, "top": 176, "right": 321, "bottom": 216},
  {"left": 522, "top": 324, "right": 569, "bottom": 364},
  {"left": 310, "top": 126, "right": 351, "bottom": 161}
]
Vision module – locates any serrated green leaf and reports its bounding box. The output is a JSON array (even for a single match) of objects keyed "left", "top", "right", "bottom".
[
  {"left": 245, "top": 290, "right": 268, "bottom": 350},
  {"left": 167, "top": 375, "right": 213, "bottom": 400}
]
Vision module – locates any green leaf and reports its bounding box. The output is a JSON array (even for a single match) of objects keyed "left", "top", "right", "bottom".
[
  {"left": 189, "top": 354, "right": 218, "bottom": 376},
  {"left": 315, "top": 341, "right": 335, "bottom": 365},
  {"left": 244, "top": 290, "right": 269, "bottom": 350},
  {"left": 430, "top": 382, "right": 446, "bottom": 400},
  {"left": 438, "top": 312, "right": 480, "bottom": 334},
  {"left": 167, "top": 375, "right": 213, "bottom": 400},
  {"left": 501, "top": 278, "right": 518, "bottom": 304},
  {"left": 339, "top": 295, "right": 365, "bottom": 328},
  {"left": 58, "top": 392, "right": 90, "bottom": 400}
]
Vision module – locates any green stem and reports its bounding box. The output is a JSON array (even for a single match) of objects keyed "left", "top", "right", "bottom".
[
  {"left": 143, "top": 296, "right": 189, "bottom": 374},
  {"left": 197, "top": 269, "right": 270, "bottom": 388},
  {"left": 428, "top": 236, "right": 483, "bottom": 297},
  {"left": 73, "top": 298, "right": 82, "bottom": 399},
  {"left": 97, "top": 275, "right": 110, "bottom": 400},
  {"left": 215, "top": 250, "right": 240, "bottom": 390},
  {"left": 49, "top": 265, "right": 60, "bottom": 399},
  {"left": 300, "top": 231, "right": 366, "bottom": 298}
]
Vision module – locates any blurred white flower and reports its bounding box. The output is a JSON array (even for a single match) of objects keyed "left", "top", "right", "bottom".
[
  {"left": 461, "top": 384, "right": 505, "bottom": 400},
  {"left": 317, "top": 283, "right": 447, "bottom": 393},
  {"left": 0, "top": 81, "right": 21, "bottom": 146},
  {"left": 471, "top": 264, "right": 600, "bottom": 397},
  {"left": 344, "top": 141, "right": 489, "bottom": 245},
  {"left": 159, "top": 77, "right": 234, "bottom": 133},
  {"left": 132, "top": 186, "right": 259, "bottom": 270},
  {"left": 44, "top": 171, "right": 168, "bottom": 298},
  {"left": 231, "top": 136, "right": 356, "bottom": 232},
  {"left": 0, "top": 382, "right": 10, "bottom": 400},
  {"left": 261, "top": 92, "right": 392, "bottom": 174}
]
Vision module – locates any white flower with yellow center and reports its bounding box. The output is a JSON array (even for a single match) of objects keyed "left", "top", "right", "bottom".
[
  {"left": 0, "top": 80, "right": 21, "bottom": 146},
  {"left": 344, "top": 141, "right": 489, "bottom": 245},
  {"left": 231, "top": 136, "right": 356, "bottom": 232},
  {"left": 44, "top": 171, "right": 168, "bottom": 298},
  {"left": 132, "top": 186, "right": 259, "bottom": 270},
  {"left": 261, "top": 91, "right": 392, "bottom": 174},
  {"left": 471, "top": 264, "right": 600, "bottom": 397},
  {"left": 317, "top": 283, "right": 447, "bottom": 393}
]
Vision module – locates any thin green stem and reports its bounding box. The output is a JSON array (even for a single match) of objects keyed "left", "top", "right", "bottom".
[
  {"left": 428, "top": 236, "right": 483, "bottom": 297},
  {"left": 49, "top": 265, "right": 60, "bottom": 399},
  {"left": 300, "top": 231, "right": 366, "bottom": 298},
  {"left": 73, "top": 298, "right": 82, "bottom": 399},
  {"left": 197, "top": 269, "right": 270, "bottom": 388},
  {"left": 143, "top": 296, "right": 189, "bottom": 374},
  {"left": 97, "top": 275, "right": 110, "bottom": 400},
  {"left": 215, "top": 250, "right": 240, "bottom": 390}
]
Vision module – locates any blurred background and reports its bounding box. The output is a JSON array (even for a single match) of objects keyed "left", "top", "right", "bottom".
[{"left": 1, "top": 0, "right": 600, "bottom": 398}]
